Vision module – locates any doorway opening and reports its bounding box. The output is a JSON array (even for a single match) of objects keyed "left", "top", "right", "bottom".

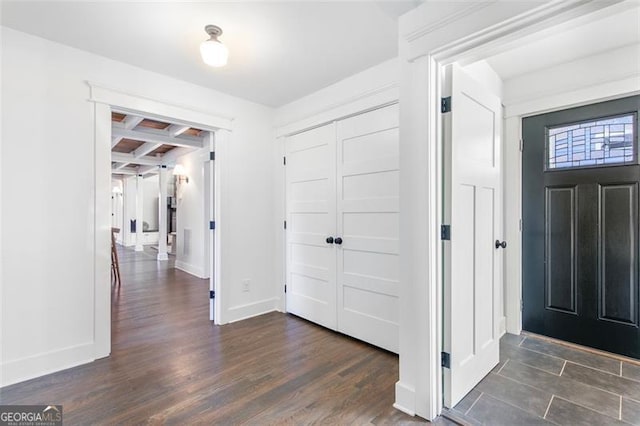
[
  {"left": 91, "top": 83, "right": 231, "bottom": 359},
  {"left": 433, "top": 0, "right": 640, "bottom": 416}
]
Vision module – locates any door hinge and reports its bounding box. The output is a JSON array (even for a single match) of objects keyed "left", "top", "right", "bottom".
[
  {"left": 210, "top": 290, "right": 215, "bottom": 299},
  {"left": 283, "top": 156, "right": 287, "bottom": 166},
  {"left": 519, "top": 219, "right": 522, "bottom": 232},
  {"left": 209, "top": 221, "right": 215, "bottom": 230},
  {"left": 521, "top": 300, "right": 524, "bottom": 311},
  {"left": 284, "top": 220, "right": 287, "bottom": 230},
  {"left": 284, "top": 284, "right": 287, "bottom": 293},
  {"left": 441, "top": 224, "right": 451, "bottom": 241},
  {"left": 441, "top": 96, "right": 452, "bottom": 113},
  {"left": 441, "top": 352, "right": 451, "bottom": 369},
  {"left": 519, "top": 139, "right": 523, "bottom": 152},
  {"left": 210, "top": 151, "right": 215, "bottom": 161}
]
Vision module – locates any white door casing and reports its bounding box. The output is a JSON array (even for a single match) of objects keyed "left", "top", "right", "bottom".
[
  {"left": 443, "top": 64, "right": 503, "bottom": 408},
  {"left": 285, "top": 123, "right": 338, "bottom": 330},
  {"left": 336, "top": 104, "right": 400, "bottom": 353}
]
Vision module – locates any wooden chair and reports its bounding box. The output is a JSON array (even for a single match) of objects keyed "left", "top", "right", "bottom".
[{"left": 111, "top": 227, "right": 121, "bottom": 287}]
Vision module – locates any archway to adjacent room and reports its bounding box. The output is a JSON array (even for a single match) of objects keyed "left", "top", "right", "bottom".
[{"left": 89, "top": 83, "right": 232, "bottom": 358}]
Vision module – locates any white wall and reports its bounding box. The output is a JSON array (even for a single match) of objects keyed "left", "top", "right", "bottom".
[
  {"left": 122, "top": 176, "right": 137, "bottom": 247},
  {"left": 111, "top": 178, "right": 124, "bottom": 243},
  {"left": 273, "top": 58, "right": 399, "bottom": 312},
  {"left": 501, "top": 43, "right": 640, "bottom": 335},
  {"left": 142, "top": 174, "right": 159, "bottom": 231},
  {"left": 0, "top": 26, "right": 276, "bottom": 386},
  {"left": 175, "top": 148, "right": 209, "bottom": 279}
]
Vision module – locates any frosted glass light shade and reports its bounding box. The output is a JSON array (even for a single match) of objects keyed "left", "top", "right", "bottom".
[{"left": 200, "top": 39, "right": 229, "bottom": 67}]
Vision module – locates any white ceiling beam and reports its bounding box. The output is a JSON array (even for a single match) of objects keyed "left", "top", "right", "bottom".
[
  {"left": 167, "top": 124, "right": 191, "bottom": 137},
  {"left": 123, "top": 115, "right": 144, "bottom": 130},
  {"left": 111, "top": 136, "right": 124, "bottom": 148},
  {"left": 133, "top": 142, "right": 163, "bottom": 159},
  {"left": 114, "top": 162, "right": 130, "bottom": 170},
  {"left": 112, "top": 127, "right": 204, "bottom": 149},
  {"left": 112, "top": 167, "right": 138, "bottom": 175},
  {"left": 112, "top": 152, "right": 162, "bottom": 166},
  {"left": 137, "top": 165, "right": 159, "bottom": 176}
]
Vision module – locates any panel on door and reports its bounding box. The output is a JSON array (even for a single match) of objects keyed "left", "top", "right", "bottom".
[
  {"left": 285, "top": 123, "right": 337, "bottom": 330},
  {"left": 336, "top": 104, "right": 400, "bottom": 353},
  {"left": 523, "top": 96, "right": 640, "bottom": 358},
  {"left": 443, "top": 64, "right": 503, "bottom": 408}
]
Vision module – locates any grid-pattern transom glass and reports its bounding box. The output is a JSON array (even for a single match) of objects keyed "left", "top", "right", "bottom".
[{"left": 546, "top": 114, "right": 636, "bottom": 170}]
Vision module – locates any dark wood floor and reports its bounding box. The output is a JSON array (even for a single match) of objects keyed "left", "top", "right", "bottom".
[{"left": 0, "top": 246, "right": 444, "bottom": 425}]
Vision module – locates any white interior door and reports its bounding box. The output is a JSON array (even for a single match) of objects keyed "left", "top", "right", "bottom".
[
  {"left": 443, "top": 64, "right": 503, "bottom": 408},
  {"left": 285, "top": 123, "right": 337, "bottom": 330},
  {"left": 336, "top": 104, "right": 400, "bottom": 353}
]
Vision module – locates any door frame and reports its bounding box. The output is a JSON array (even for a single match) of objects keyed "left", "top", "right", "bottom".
[
  {"left": 88, "top": 82, "right": 233, "bottom": 359},
  {"left": 397, "top": 0, "right": 637, "bottom": 420}
]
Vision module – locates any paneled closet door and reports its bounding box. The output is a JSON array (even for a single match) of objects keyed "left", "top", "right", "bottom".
[
  {"left": 335, "top": 104, "right": 400, "bottom": 353},
  {"left": 285, "top": 123, "right": 337, "bottom": 330}
]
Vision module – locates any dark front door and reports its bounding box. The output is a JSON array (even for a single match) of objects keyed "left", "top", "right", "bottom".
[{"left": 523, "top": 95, "right": 640, "bottom": 358}]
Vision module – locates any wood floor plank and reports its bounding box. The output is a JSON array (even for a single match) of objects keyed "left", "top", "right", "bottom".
[{"left": 0, "top": 247, "right": 417, "bottom": 424}]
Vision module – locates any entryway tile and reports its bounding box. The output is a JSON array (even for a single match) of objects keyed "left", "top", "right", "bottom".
[
  {"left": 475, "top": 373, "right": 551, "bottom": 417},
  {"left": 499, "top": 360, "right": 620, "bottom": 418},
  {"left": 562, "top": 362, "right": 640, "bottom": 401},
  {"left": 545, "top": 396, "right": 627, "bottom": 426},
  {"left": 500, "top": 339, "right": 565, "bottom": 375},
  {"left": 623, "top": 362, "right": 640, "bottom": 382},
  {"left": 622, "top": 398, "right": 640, "bottom": 425},
  {"left": 520, "top": 337, "right": 621, "bottom": 374},
  {"left": 466, "top": 393, "right": 551, "bottom": 425}
]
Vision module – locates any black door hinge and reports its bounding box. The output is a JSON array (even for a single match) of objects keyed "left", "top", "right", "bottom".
[
  {"left": 284, "top": 284, "right": 287, "bottom": 293},
  {"left": 209, "top": 290, "right": 215, "bottom": 299},
  {"left": 284, "top": 220, "right": 287, "bottom": 230},
  {"left": 441, "top": 224, "right": 451, "bottom": 241},
  {"left": 283, "top": 156, "right": 286, "bottom": 166},
  {"left": 441, "top": 96, "right": 452, "bottom": 113},
  {"left": 210, "top": 151, "right": 215, "bottom": 161},
  {"left": 209, "top": 221, "right": 215, "bottom": 230},
  {"left": 441, "top": 352, "right": 451, "bottom": 368}
]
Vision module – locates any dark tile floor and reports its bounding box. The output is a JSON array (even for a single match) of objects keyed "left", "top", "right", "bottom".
[{"left": 451, "top": 333, "right": 640, "bottom": 425}]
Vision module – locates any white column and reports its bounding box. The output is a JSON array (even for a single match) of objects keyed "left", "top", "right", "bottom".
[
  {"left": 135, "top": 174, "right": 144, "bottom": 252},
  {"left": 157, "top": 166, "right": 169, "bottom": 260}
]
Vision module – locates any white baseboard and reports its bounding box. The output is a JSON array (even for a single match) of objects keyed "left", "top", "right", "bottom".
[
  {"left": 499, "top": 316, "right": 507, "bottom": 336},
  {"left": 226, "top": 298, "right": 279, "bottom": 323},
  {"left": 394, "top": 381, "right": 416, "bottom": 416},
  {"left": 1, "top": 342, "right": 94, "bottom": 387},
  {"left": 175, "top": 260, "right": 207, "bottom": 279}
]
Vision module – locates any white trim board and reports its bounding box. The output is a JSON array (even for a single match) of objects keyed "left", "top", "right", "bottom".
[
  {"left": 87, "top": 82, "right": 234, "bottom": 132},
  {"left": 275, "top": 84, "right": 398, "bottom": 138}
]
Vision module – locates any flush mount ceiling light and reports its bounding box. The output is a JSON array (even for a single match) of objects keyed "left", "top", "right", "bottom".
[{"left": 200, "top": 24, "right": 229, "bottom": 67}]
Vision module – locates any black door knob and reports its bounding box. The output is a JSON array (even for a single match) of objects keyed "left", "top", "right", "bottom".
[
  {"left": 326, "top": 236, "right": 334, "bottom": 244},
  {"left": 334, "top": 237, "right": 343, "bottom": 245},
  {"left": 495, "top": 240, "right": 507, "bottom": 249}
]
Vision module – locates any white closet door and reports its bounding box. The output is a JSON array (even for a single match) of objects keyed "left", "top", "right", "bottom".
[
  {"left": 285, "top": 123, "right": 337, "bottom": 330},
  {"left": 335, "top": 104, "right": 400, "bottom": 353}
]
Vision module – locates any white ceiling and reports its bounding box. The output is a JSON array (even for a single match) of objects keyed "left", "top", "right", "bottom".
[
  {"left": 0, "top": 1, "right": 420, "bottom": 107},
  {"left": 486, "top": 5, "right": 640, "bottom": 80}
]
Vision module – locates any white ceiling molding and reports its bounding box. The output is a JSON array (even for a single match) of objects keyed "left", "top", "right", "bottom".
[{"left": 87, "top": 82, "right": 234, "bottom": 131}]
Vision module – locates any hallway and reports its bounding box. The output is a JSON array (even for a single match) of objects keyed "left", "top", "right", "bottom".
[{"left": 0, "top": 247, "right": 430, "bottom": 424}]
